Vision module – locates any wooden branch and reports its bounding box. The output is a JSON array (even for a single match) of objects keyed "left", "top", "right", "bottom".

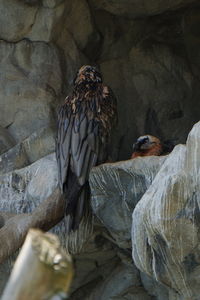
[
  {"left": 0, "top": 188, "right": 65, "bottom": 264},
  {"left": 1, "top": 229, "right": 74, "bottom": 300}
]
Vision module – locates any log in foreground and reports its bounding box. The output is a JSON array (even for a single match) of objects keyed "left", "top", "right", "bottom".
[
  {"left": 0, "top": 188, "right": 65, "bottom": 264},
  {"left": 1, "top": 229, "right": 74, "bottom": 300}
]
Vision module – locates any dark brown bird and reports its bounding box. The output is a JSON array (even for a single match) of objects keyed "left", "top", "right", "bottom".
[
  {"left": 131, "top": 135, "right": 174, "bottom": 159},
  {"left": 56, "top": 65, "right": 117, "bottom": 248}
]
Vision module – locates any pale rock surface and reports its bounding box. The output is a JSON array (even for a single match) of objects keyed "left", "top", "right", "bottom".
[
  {"left": 0, "top": 153, "right": 154, "bottom": 300},
  {"left": 0, "top": 0, "right": 38, "bottom": 41},
  {"left": 0, "top": 126, "right": 56, "bottom": 175},
  {"left": 90, "top": 157, "right": 166, "bottom": 249},
  {"left": 26, "top": 1, "right": 67, "bottom": 42},
  {"left": 0, "top": 153, "right": 58, "bottom": 213},
  {"left": 0, "top": 40, "right": 62, "bottom": 143},
  {"left": 132, "top": 121, "right": 200, "bottom": 300}
]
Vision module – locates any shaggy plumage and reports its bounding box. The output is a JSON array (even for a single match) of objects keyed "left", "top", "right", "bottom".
[
  {"left": 56, "top": 65, "right": 117, "bottom": 250},
  {"left": 131, "top": 135, "right": 174, "bottom": 159}
]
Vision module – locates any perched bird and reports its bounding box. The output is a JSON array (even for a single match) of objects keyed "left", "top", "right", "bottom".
[
  {"left": 131, "top": 135, "right": 174, "bottom": 159},
  {"left": 56, "top": 65, "right": 117, "bottom": 251}
]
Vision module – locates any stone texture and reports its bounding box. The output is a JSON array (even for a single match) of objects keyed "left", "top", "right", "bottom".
[
  {"left": 0, "top": 39, "right": 62, "bottom": 143},
  {"left": 90, "top": 157, "right": 166, "bottom": 249},
  {"left": 0, "top": 126, "right": 55, "bottom": 175},
  {"left": 0, "top": 153, "right": 58, "bottom": 213},
  {"left": 132, "top": 121, "right": 200, "bottom": 300},
  {"left": 100, "top": 42, "right": 200, "bottom": 160},
  {"left": 0, "top": 0, "right": 38, "bottom": 41},
  {"left": 0, "top": 126, "right": 15, "bottom": 155},
  {"left": 0, "top": 153, "right": 153, "bottom": 300},
  {"left": 1, "top": 0, "right": 200, "bottom": 299},
  {"left": 89, "top": 0, "right": 197, "bottom": 18},
  {"left": 66, "top": 0, "right": 99, "bottom": 51},
  {"left": 26, "top": 1, "right": 67, "bottom": 42}
]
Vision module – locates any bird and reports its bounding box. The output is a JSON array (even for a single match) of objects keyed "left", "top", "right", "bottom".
[
  {"left": 131, "top": 135, "right": 175, "bottom": 159},
  {"left": 56, "top": 65, "right": 117, "bottom": 252}
]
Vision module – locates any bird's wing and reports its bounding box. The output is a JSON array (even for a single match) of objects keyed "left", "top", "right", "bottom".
[{"left": 56, "top": 99, "right": 101, "bottom": 194}]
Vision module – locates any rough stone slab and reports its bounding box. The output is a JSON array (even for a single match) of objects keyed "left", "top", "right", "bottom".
[
  {"left": 0, "top": 0, "right": 38, "bottom": 41},
  {"left": 132, "top": 121, "right": 200, "bottom": 299},
  {"left": 0, "top": 40, "right": 62, "bottom": 143},
  {"left": 0, "top": 126, "right": 56, "bottom": 175},
  {"left": 90, "top": 156, "right": 166, "bottom": 249}
]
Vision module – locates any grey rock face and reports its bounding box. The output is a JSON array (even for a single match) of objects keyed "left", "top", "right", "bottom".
[
  {"left": 0, "top": 127, "right": 15, "bottom": 155},
  {"left": 100, "top": 42, "right": 199, "bottom": 160},
  {"left": 90, "top": 157, "right": 166, "bottom": 249},
  {"left": 1, "top": 0, "right": 200, "bottom": 299},
  {"left": 0, "top": 40, "right": 62, "bottom": 143},
  {"left": 0, "top": 126, "right": 56, "bottom": 175},
  {"left": 132, "top": 121, "right": 200, "bottom": 300},
  {"left": 0, "top": 153, "right": 58, "bottom": 213}
]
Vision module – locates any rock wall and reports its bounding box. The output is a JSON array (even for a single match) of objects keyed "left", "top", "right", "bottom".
[
  {"left": 1, "top": 0, "right": 200, "bottom": 161},
  {"left": 1, "top": 0, "right": 200, "bottom": 299}
]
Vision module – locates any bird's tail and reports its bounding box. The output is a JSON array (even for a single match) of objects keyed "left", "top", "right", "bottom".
[{"left": 64, "top": 185, "right": 93, "bottom": 254}]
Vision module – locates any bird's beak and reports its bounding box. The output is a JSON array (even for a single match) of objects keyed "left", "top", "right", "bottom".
[{"left": 133, "top": 142, "right": 140, "bottom": 152}]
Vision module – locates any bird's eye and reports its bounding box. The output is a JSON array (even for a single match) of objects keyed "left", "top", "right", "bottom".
[{"left": 143, "top": 138, "right": 149, "bottom": 143}]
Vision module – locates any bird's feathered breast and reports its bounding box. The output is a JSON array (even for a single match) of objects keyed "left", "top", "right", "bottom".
[{"left": 56, "top": 83, "right": 117, "bottom": 192}]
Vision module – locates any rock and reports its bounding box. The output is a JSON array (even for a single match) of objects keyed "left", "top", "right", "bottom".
[
  {"left": 100, "top": 42, "right": 200, "bottom": 160},
  {"left": 89, "top": 0, "right": 197, "bottom": 18},
  {"left": 0, "top": 0, "right": 38, "bottom": 42},
  {"left": 0, "top": 126, "right": 56, "bottom": 175},
  {"left": 140, "top": 272, "right": 175, "bottom": 300},
  {"left": 55, "top": 29, "right": 89, "bottom": 89},
  {"left": 0, "top": 39, "right": 62, "bottom": 143},
  {"left": 132, "top": 121, "right": 200, "bottom": 299},
  {"left": 90, "top": 156, "right": 166, "bottom": 249},
  {"left": 0, "top": 126, "right": 15, "bottom": 155},
  {"left": 0, "top": 153, "right": 58, "bottom": 213},
  {"left": 26, "top": 2, "right": 67, "bottom": 42},
  {"left": 66, "top": 0, "right": 100, "bottom": 53},
  {"left": 42, "top": 0, "right": 65, "bottom": 8},
  {"left": 0, "top": 143, "right": 29, "bottom": 175},
  {"left": 86, "top": 263, "right": 149, "bottom": 300}
]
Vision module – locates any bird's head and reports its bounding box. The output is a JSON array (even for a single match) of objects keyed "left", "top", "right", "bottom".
[
  {"left": 133, "top": 135, "right": 161, "bottom": 152},
  {"left": 73, "top": 65, "right": 102, "bottom": 86}
]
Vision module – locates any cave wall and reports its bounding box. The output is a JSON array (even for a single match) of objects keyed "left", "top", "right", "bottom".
[
  {"left": 1, "top": 0, "right": 200, "bottom": 161},
  {"left": 1, "top": 0, "right": 200, "bottom": 299}
]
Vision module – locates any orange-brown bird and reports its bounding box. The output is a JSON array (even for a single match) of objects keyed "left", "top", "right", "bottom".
[
  {"left": 131, "top": 135, "right": 174, "bottom": 159},
  {"left": 56, "top": 65, "right": 117, "bottom": 250}
]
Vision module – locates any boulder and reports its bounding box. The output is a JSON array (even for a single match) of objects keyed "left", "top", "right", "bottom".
[
  {"left": 90, "top": 156, "right": 166, "bottom": 249},
  {"left": 132, "top": 121, "right": 200, "bottom": 299}
]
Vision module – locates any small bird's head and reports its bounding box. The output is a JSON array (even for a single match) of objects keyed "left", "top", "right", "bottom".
[
  {"left": 133, "top": 135, "right": 161, "bottom": 152},
  {"left": 74, "top": 65, "right": 102, "bottom": 86}
]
